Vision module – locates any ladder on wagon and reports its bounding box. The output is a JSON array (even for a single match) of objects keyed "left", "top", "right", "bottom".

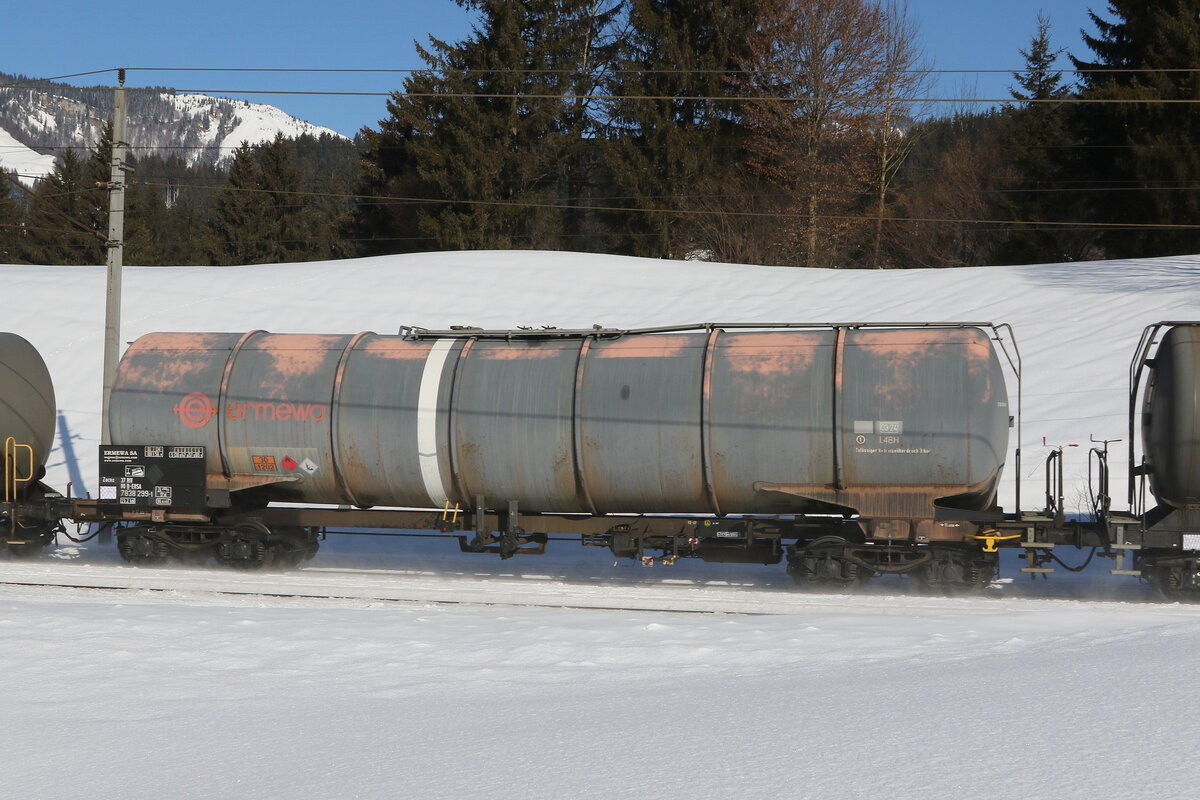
[
  {"left": 4, "top": 436, "right": 36, "bottom": 543},
  {"left": 3, "top": 436, "right": 34, "bottom": 503}
]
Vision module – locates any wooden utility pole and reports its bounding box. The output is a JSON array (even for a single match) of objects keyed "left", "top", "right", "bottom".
[{"left": 101, "top": 69, "right": 128, "bottom": 445}]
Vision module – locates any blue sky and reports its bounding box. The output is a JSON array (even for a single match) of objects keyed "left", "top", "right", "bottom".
[{"left": 5, "top": 0, "right": 1103, "bottom": 137}]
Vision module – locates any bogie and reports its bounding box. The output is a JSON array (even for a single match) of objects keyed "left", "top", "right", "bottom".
[
  {"left": 115, "top": 523, "right": 320, "bottom": 571},
  {"left": 1140, "top": 551, "right": 1200, "bottom": 602},
  {"left": 907, "top": 546, "right": 997, "bottom": 595}
]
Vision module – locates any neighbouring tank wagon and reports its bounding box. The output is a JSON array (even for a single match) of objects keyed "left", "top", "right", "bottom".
[
  {"left": 0, "top": 332, "right": 56, "bottom": 489},
  {"left": 1129, "top": 322, "right": 1200, "bottom": 597},
  {"left": 1140, "top": 323, "right": 1200, "bottom": 511},
  {"left": 0, "top": 332, "right": 61, "bottom": 556}
]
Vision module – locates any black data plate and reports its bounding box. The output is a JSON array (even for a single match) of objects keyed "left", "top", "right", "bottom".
[{"left": 98, "top": 445, "right": 207, "bottom": 507}]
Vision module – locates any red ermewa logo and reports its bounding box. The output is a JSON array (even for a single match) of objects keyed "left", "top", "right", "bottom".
[{"left": 174, "top": 392, "right": 218, "bottom": 429}]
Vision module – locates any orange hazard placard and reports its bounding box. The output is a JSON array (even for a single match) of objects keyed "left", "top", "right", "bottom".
[{"left": 252, "top": 455, "right": 278, "bottom": 472}]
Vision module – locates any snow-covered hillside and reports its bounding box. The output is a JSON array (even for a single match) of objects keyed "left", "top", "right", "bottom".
[
  {"left": 0, "top": 79, "right": 345, "bottom": 182},
  {"left": 3, "top": 251, "right": 1200, "bottom": 800},
  {"left": 0, "top": 123, "right": 56, "bottom": 183},
  {"left": 166, "top": 93, "right": 346, "bottom": 160}
]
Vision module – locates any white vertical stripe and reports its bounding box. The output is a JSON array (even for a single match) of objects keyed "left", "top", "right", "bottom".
[{"left": 417, "top": 338, "right": 455, "bottom": 507}]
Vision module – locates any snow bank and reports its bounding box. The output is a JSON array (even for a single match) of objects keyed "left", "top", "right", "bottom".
[{"left": 4, "top": 583, "right": 1198, "bottom": 799}]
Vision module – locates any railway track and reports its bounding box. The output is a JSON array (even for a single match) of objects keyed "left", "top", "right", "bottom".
[{"left": 1, "top": 559, "right": 1192, "bottom": 617}]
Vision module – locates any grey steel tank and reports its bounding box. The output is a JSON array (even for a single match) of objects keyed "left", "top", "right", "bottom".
[
  {"left": 1142, "top": 323, "right": 1200, "bottom": 509},
  {"left": 107, "top": 325, "right": 1011, "bottom": 518},
  {"left": 0, "top": 332, "right": 56, "bottom": 493}
]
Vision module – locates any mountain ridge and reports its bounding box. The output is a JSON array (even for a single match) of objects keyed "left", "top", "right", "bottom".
[{"left": 0, "top": 72, "right": 347, "bottom": 183}]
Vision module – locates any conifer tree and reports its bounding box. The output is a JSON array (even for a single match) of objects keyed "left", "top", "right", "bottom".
[
  {"left": 291, "top": 133, "right": 357, "bottom": 261},
  {"left": 1070, "top": 0, "right": 1200, "bottom": 257},
  {"left": 351, "top": 120, "right": 433, "bottom": 255},
  {"left": 362, "top": 0, "right": 621, "bottom": 251},
  {"left": 0, "top": 171, "right": 17, "bottom": 263},
  {"left": 93, "top": 150, "right": 222, "bottom": 266},
  {"left": 209, "top": 142, "right": 274, "bottom": 264},
  {"left": 122, "top": 160, "right": 212, "bottom": 266},
  {"left": 209, "top": 135, "right": 324, "bottom": 265},
  {"left": 1011, "top": 13, "right": 1070, "bottom": 105},
  {"left": 257, "top": 134, "right": 310, "bottom": 260},
  {"left": 999, "top": 13, "right": 1088, "bottom": 264},
  {"left": 606, "top": 0, "right": 761, "bottom": 260},
  {"left": 20, "top": 148, "right": 105, "bottom": 265}
]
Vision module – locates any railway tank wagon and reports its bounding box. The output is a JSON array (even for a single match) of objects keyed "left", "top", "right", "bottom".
[
  {"left": 0, "top": 332, "right": 61, "bottom": 557},
  {"left": 1131, "top": 322, "right": 1200, "bottom": 596},
  {"left": 104, "top": 323, "right": 1013, "bottom": 586}
]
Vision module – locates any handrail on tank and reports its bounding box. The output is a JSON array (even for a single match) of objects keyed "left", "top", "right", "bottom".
[
  {"left": 400, "top": 321, "right": 1006, "bottom": 339},
  {"left": 1127, "top": 321, "right": 1200, "bottom": 508}
]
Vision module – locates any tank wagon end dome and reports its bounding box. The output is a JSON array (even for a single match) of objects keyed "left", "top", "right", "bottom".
[
  {"left": 0, "top": 332, "right": 57, "bottom": 482},
  {"left": 1143, "top": 323, "right": 1200, "bottom": 509}
]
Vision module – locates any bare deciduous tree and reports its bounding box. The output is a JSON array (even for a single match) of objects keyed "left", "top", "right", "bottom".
[
  {"left": 735, "top": 0, "right": 926, "bottom": 267},
  {"left": 893, "top": 121, "right": 1014, "bottom": 268},
  {"left": 868, "top": 0, "right": 929, "bottom": 267}
]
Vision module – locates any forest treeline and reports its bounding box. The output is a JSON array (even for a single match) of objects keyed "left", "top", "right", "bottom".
[{"left": 1, "top": 0, "right": 1196, "bottom": 269}]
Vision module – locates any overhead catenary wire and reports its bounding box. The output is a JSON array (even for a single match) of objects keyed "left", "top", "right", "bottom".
[
  {"left": 1, "top": 172, "right": 107, "bottom": 242},
  {"left": 8, "top": 166, "right": 1200, "bottom": 210},
  {"left": 11, "top": 65, "right": 1200, "bottom": 78},
  {"left": 7, "top": 157, "right": 1200, "bottom": 230},
  {"left": 121, "top": 179, "right": 1200, "bottom": 231},
  {"left": 10, "top": 167, "right": 1199, "bottom": 233},
  {"left": 0, "top": 221, "right": 104, "bottom": 240},
  {"left": 6, "top": 65, "right": 1200, "bottom": 244},
  {"left": 4, "top": 72, "right": 1200, "bottom": 105},
  {"left": 6, "top": 86, "right": 1199, "bottom": 104},
  {"left": 11, "top": 139, "right": 1200, "bottom": 154}
]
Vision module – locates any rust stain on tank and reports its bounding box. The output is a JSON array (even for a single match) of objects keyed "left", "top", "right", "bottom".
[
  {"left": 473, "top": 342, "right": 574, "bottom": 360},
  {"left": 116, "top": 355, "right": 223, "bottom": 390},
  {"left": 138, "top": 332, "right": 238, "bottom": 352},
  {"left": 754, "top": 480, "right": 983, "bottom": 517},
  {"left": 719, "top": 332, "right": 824, "bottom": 376},
  {"left": 847, "top": 330, "right": 961, "bottom": 406},
  {"left": 851, "top": 329, "right": 991, "bottom": 366},
  {"left": 852, "top": 328, "right": 967, "bottom": 356},
  {"left": 959, "top": 331, "right": 998, "bottom": 403},
  {"left": 852, "top": 328, "right": 999, "bottom": 406},
  {"left": 360, "top": 338, "right": 431, "bottom": 360},
  {"left": 115, "top": 333, "right": 242, "bottom": 390},
  {"left": 250, "top": 335, "right": 346, "bottom": 379},
  {"left": 592, "top": 334, "right": 701, "bottom": 359}
]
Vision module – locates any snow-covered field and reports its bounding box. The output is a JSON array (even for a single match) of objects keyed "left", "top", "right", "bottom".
[
  {"left": 7, "top": 579, "right": 1200, "bottom": 800},
  {"left": 3, "top": 251, "right": 1200, "bottom": 798}
]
